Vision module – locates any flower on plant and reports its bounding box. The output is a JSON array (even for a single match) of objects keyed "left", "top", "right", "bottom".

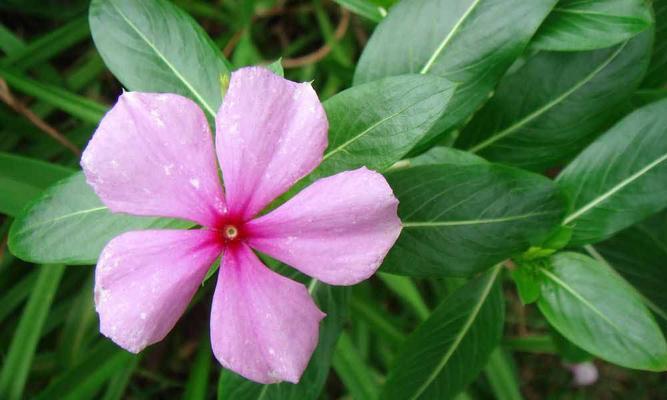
[{"left": 80, "top": 67, "right": 402, "bottom": 384}]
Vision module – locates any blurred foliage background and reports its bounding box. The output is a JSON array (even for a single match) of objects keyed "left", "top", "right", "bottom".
[{"left": 0, "top": 0, "right": 666, "bottom": 399}]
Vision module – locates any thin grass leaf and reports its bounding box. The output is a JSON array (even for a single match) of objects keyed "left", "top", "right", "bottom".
[{"left": 0, "top": 264, "right": 65, "bottom": 400}]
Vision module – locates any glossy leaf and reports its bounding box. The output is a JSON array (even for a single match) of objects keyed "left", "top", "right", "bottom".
[
  {"left": 89, "top": 0, "right": 230, "bottom": 118},
  {"left": 315, "top": 74, "right": 455, "bottom": 178},
  {"left": 217, "top": 284, "right": 348, "bottom": 400},
  {"left": 558, "top": 98, "right": 667, "bottom": 245},
  {"left": 532, "top": 0, "right": 653, "bottom": 51},
  {"left": 382, "top": 163, "right": 566, "bottom": 277},
  {"left": 537, "top": 252, "right": 667, "bottom": 371},
  {"left": 459, "top": 30, "right": 653, "bottom": 170},
  {"left": 354, "top": 0, "right": 557, "bottom": 149},
  {"left": 381, "top": 266, "right": 504, "bottom": 400},
  {"left": 642, "top": 0, "right": 667, "bottom": 88},
  {"left": 595, "top": 210, "right": 667, "bottom": 331},
  {"left": 8, "top": 172, "right": 191, "bottom": 264},
  {"left": 0, "top": 152, "right": 73, "bottom": 217}
]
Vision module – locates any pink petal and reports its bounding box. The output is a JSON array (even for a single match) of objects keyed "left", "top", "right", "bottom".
[
  {"left": 245, "top": 167, "right": 402, "bottom": 285},
  {"left": 95, "top": 229, "right": 222, "bottom": 353},
  {"left": 215, "top": 67, "right": 328, "bottom": 220},
  {"left": 81, "top": 92, "right": 226, "bottom": 227},
  {"left": 210, "top": 243, "right": 325, "bottom": 384}
]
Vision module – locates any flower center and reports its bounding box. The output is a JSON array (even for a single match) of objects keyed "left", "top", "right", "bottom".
[{"left": 223, "top": 225, "right": 239, "bottom": 240}]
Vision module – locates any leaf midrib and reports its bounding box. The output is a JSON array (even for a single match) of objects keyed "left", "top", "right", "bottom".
[
  {"left": 539, "top": 266, "right": 624, "bottom": 333},
  {"left": 408, "top": 265, "right": 500, "bottom": 400},
  {"left": 108, "top": 0, "right": 216, "bottom": 117},
  {"left": 563, "top": 152, "right": 667, "bottom": 224},
  {"left": 322, "top": 87, "right": 452, "bottom": 162},
  {"left": 402, "top": 210, "right": 556, "bottom": 228},
  {"left": 468, "top": 41, "right": 628, "bottom": 153},
  {"left": 420, "top": 0, "right": 482, "bottom": 74},
  {"left": 17, "top": 206, "right": 108, "bottom": 232}
]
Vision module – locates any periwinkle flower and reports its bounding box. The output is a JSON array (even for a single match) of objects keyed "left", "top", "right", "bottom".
[{"left": 81, "top": 67, "right": 402, "bottom": 383}]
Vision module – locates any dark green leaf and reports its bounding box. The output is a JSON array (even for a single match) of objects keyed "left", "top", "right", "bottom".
[
  {"left": 0, "top": 64, "right": 107, "bottom": 124},
  {"left": 381, "top": 266, "right": 504, "bottom": 400},
  {"left": 332, "top": 332, "right": 379, "bottom": 400},
  {"left": 0, "top": 265, "right": 65, "bottom": 400},
  {"left": 537, "top": 252, "right": 667, "bottom": 371},
  {"left": 511, "top": 265, "right": 541, "bottom": 305},
  {"left": 484, "top": 348, "right": 523, "bottom": 400},
  {"left": 382, "top": 163, "right": 566, "bottom": 277},
  {"left": 183, "top": 332, "right": 212, "bottom": 400},
  {"left": 643, "top": 0, "right": 667, "bottom": 87},
  {"left": 459, "top": 30, "right": 653, "bottom": 170},
  {"left": 33, "top": 341, "right": 136, "bottom": 400},
  {"left": 531, "top": 0, "right": 653, "bottom": 51},
  {"left": 408, "top": 146, "right": 487, "bottom": 167},
  {"left": 0, "top": 152, "right": 73, "bottom": 217},
  {"left": 1, "top": 15, "right": 90, "bottom": 70},
  {"left": 354, "top": 0, "right": 557, "bottom": 149},
  {"left": 558, "top": 98, "right": 667, "bottom": 245},
  {"left": 217, "top": 284, "right": 348, "bottom": 400},
  {"left": 595, "top": 210, "right": 667, "bottom": 331},
  {"left": 89, "top": 0, "right": 231, "bottom": 118},
  {"left": 8, "top": 172, "right": 192, "bottom": 264}
]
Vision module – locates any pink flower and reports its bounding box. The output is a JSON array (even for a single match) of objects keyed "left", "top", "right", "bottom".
[{"left": 81, "top": 67, "right": 402, "bottom": 384}]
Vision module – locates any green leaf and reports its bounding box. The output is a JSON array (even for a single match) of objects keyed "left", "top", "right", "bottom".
[
  {"left": 408, "top": 146, "right": 487, "bottom": 167},
  {"left": 531, "top": 0, "right": 653, "bottom": 51},
  {"left": 558, "top": 98, "right": 667, "bottom": 245},
  {"left": 537, "top": 252, "right": 667, "bottom": 371},
  {"left": 89, "top": 0, "right": 231, "bottom": 118},
  {"left": 0, "top": 152, "right": 73, "bottom": 217},
  {"left": 0, "top": 264, "right": 65, "bottom": 400},
  {"left": 217, "top": 284, "right": 348, "bottom": 400},
  {"left": 100, "top": 356, "right": 140, "bottom": 400},
  {"left": 314, "top": 74, "right": 455, "bottom": 178},
  {"left": 354, "top": 0, "right": 557, "bottom": 149},
  {"left": 381, "top": 265, "right": 504, "bottom": 400},
  {"left": 594, "top": 210, "right": 667, "bottom": 331},
  {"left": 382, "top": 163, "right": 566, "bottom": 277},
  {"left": 484, "top": 348, "right": 523, "bottom": 400},
  {"left": 183, "top": 332, "right": 212, "bottom": 400},
  {"left": 458, "top": 30, "right": 653, "bottom": 170},
  {"left": 33, "top": 341, "right": 135, "bottom": 400},
  {"left": 1, "top": 15, "right": 90, "bottom": 70},
  {"left": 265, "top": 59, "right": 284, "bottom": 77},
  {"left": 377, "top": 273, "right": 429, "bottom": 320},
  {"left": 0, "top": 64, "right": 107, "bottom": 124},
  {"left": 642, "top": 0, "right": 667, "bottom": 87},
  {"left": 8, "top": 172, "right": 192, "bottom": 264},
  {"left": 332, "top": 332, "right": 379, "bottom": 400},
  {"left": 550, "top": 329, "right": 592, "bottom": 363},
  {"left": 511, "top": 265, "right": 541, "bottom": 305},
  {"left": 332, "top": 0, "right": 387, "bottom": 22}
]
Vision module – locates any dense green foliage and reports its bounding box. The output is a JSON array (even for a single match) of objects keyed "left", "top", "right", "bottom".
[{"left": 1, "top": 0, "right": 667, "bottom": 399}]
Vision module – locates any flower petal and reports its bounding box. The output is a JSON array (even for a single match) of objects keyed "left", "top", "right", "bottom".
[
  {"left": 245, "top": 167, "right": 402, "bottom": 285},
  {"left": 210, "top": 243, "right": 324, "bottom": 384},
  {"left": 215, "top": 67, "right": 328, "bottom": 220},
  {"left": 95, "top": 229, "right": 222, "bottom": 353},
  {"left": 81, "top": 92, "right": 226, "bottom": 227}
]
